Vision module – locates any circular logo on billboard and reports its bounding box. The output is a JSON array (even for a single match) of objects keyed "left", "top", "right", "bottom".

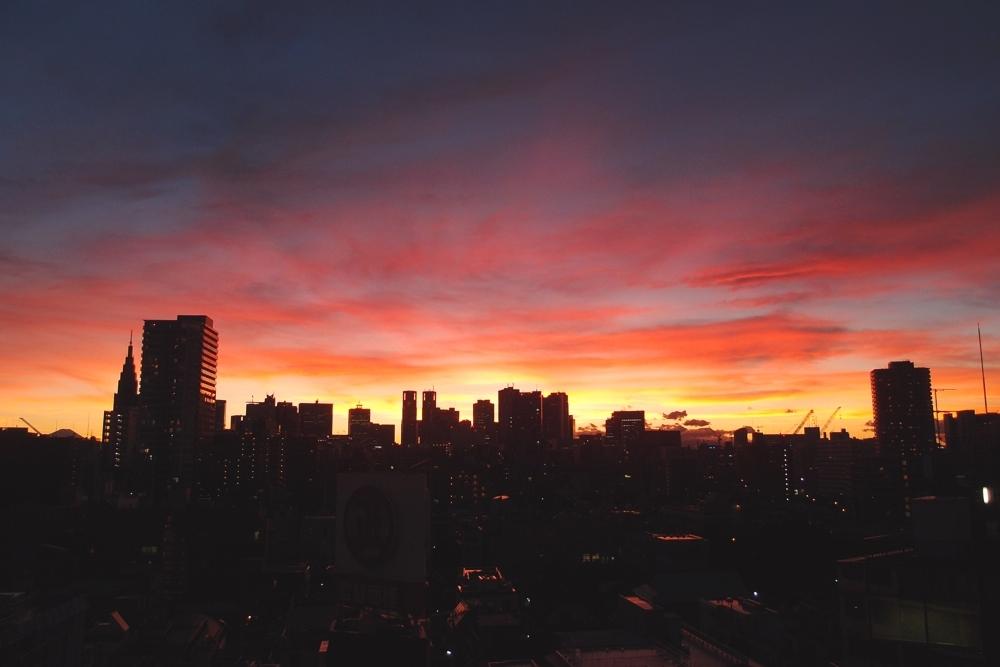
[{"left": 343, "top": 484, "right": 397, "bottom": 569}]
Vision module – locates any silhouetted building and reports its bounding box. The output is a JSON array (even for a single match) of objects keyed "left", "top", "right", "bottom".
[
  {"left": 872, "top": 360, "right": 935, "bottom": 514},
  {"left": 214, "top": 399, "right": 226, "bottom": 432},
  {"left": 635, "top": 428, "right": 683, "bottom": 464},
  {"left": 422, "top": 390, "right": 437, "bottom": 424},
  {"left": 402, "top": 390, "right": 418, "bottom": 447},
  {"left": 276, "top": 400, "right": 299, "bottom": 436},
  {"left": 348, "top": 405, "right": 371, "bottom": 437},
  {"left": 543, "top": 391, "right": 572, "bottom": 447},
  {"left": 245, "top": 394, "right": 278, "bottom": 436},
  {"left": 373, "top": 423, "right": 395, "bottom": 447},
  {"left": 497, "top": 387, "right": 543, "bottom": 458},
  {"left": 473, "top": 399, "right": 494, "bottom": 430},
  {"left": 473, "top": 399, "right": 495, "bottom": 448},
  {"left": 139, "top": 315, "right": 218, "bottom": 493},
  {"left": 417, "top": 390, "right": 466, "bottom": 447},
  {"left": 944, "top": 410, "right": 1000, "bottom": 485},
  {"left": 103, "top": 336, "right": 140, "bottom": 474},
  {"left": 299, "top": 400, "right": 333, "bottom": 438},
  {"left": 605, "top": 410, "right": 645, "bottom": 457},
  {"left": 734, "top": 426, "right": 823, "bottom": 502},
  {"left": 112, "top": 335, "right": 139, "bottom": 412}
]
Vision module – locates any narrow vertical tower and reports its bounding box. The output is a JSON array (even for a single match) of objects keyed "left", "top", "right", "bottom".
[
  {"left": 420, "top": 390, "right": 437, "bottom": 445},
  {"left": 103, "top": 334, "right": 141, "bottom": 475},
  {"left": 113, "top": 332, "right": 139, "bottom": 411},
  {"left": 401, "top": 390, "right": 417, "bottom": 447}
]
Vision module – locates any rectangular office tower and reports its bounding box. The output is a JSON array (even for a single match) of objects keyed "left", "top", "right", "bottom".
[
  {"left": 139, "top": 315, "right": 218, "bottom": 494},
  {"left": 299, "top": 401, "right": 333, "bottom": 437}
]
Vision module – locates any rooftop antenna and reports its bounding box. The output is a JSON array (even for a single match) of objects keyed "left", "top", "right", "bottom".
[{"left": 979, "top": 323, "right": 989, "bottom": 414}]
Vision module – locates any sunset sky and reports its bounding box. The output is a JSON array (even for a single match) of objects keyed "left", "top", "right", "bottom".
[{"left": 2, "top": 1, "right": 998, "bottom": 437}]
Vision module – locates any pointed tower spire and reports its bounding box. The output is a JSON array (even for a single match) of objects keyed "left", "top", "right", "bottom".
[{"left": 113, "top": 333, "right": 139, "bottom": 412}]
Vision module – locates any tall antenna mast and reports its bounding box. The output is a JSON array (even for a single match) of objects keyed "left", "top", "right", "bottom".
[{"left": 979, "top": 323, "right": 989, "bottom": 413}]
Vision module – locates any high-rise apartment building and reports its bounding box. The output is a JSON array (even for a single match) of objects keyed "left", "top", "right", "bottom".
[
  {"left": 871, "top": 360, "right": 935, "bottom": 514},
  {"left": 139, "top": 315, "right": 218, "bottom": 492}
]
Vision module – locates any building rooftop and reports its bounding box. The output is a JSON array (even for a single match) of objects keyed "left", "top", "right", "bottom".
[{"left": 650, "top": 533, "right": 704, "bottom": 543}]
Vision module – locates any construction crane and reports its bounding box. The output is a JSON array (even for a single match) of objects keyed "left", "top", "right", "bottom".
[
  {"left": 933, "top": 388, "right": 956, "bottom": 445},
  {"left": 19, "top": 417, "right": 43, "bottom": 435},
  {"left": 821, "top": 407, "right": 842, "bottom": 433},
  {"left": 791, "top": 409, "right": 814, "bottom": 435}
]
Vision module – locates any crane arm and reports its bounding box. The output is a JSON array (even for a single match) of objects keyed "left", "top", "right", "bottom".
[
  {"left": 792, "top": 409, "right": 814, "bottom": 435},
  {"left": 822, "top": 407, "right": 841, "bottom": 432},
  {"left": 19, "top": 417, "right": 43, "bottom": 435}
]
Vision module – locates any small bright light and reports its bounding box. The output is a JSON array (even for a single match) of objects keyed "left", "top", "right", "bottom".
[
  {"left": 446, "top": 650, "right": 453, "bottom": 657},
  {"left": 984, "top": 486, "right": 993, "bottom": 505},
  {"left": 753, "top": 591, "right": 758, "bottom": 597}
]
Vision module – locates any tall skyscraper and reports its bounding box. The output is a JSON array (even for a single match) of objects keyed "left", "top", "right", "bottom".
[
  {"left": 103, "top": 335, "right": 140, "bottom": 473},
  {"left": 543, "top": 392, "right": 572, "bottom": 447},
  {"left": 402, "top": 390, "right": 418, "bottom": 447},
  {"left": 871, "top": 360, "right": 935, "bottom": 514},
  {"left": 139, "top": 315, "right": 218, "bottom": 493},
  {"left": 420, "top": 390, "right": 438, "bottom": 445},
  {"left": 422, "top": 390, "right": 437, "bottom": 423},
  {"left": 497, "top": 387, "right": 543, "bottom": 458}
]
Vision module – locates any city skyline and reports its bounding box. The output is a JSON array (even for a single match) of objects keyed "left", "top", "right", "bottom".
[
  {"left": 10, "top": 315, "right": 985, "bottom": 445},
  {"left": 4, "top": 318, "right": 997, "bottom": 439},
  {"left": 3, "top": 4, "right": 1000, "bottom": 664},
  {"left": 2, "top": 3, "right": 998, "bottom": 437}
]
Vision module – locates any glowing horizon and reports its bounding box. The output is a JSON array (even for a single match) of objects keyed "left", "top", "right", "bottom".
[{"left": 2, "top": 3, "right": 998, "bottom": 438}]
